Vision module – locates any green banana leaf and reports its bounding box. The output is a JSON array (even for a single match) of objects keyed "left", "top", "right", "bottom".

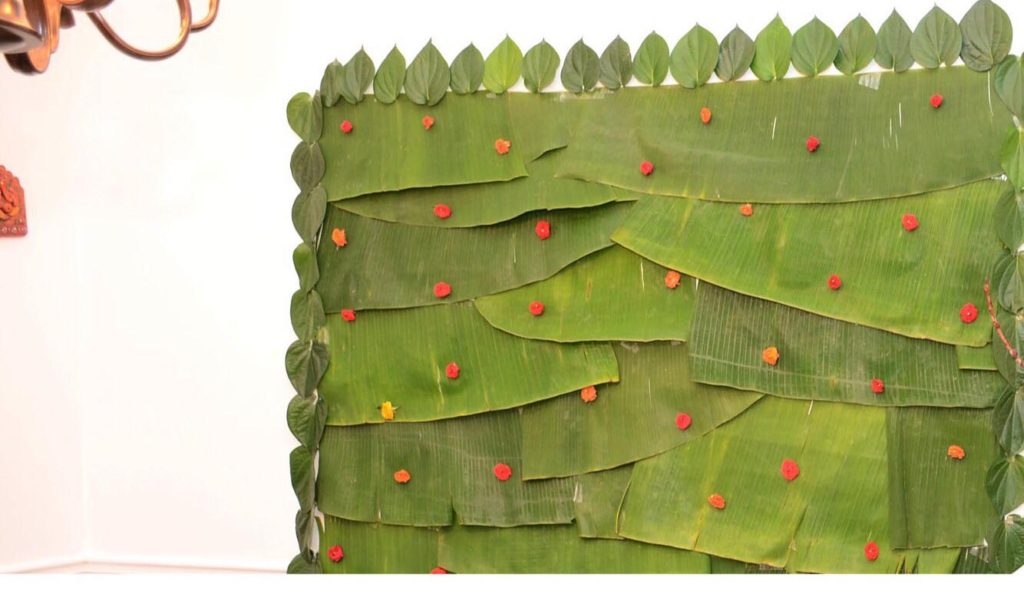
[
  {"left": 507, "top": 92, "right": 572, "bottom": 161},
  {"left": 519, "top": 342, "right": 761, "bottom": 479},
  {"left": 320, "top": 93, "right": 529, "bottom": 200},
  {"left": 957, "top": 344, "right": 999, "bottom": 371},
  {"left": 338, "top": 150, "right": 634, "bottom": 229},
  {"left": 688, "top": 284, "right": 1004, "bottom": 408},
  {"left": 319, "top": 516, "right": 442, "bottom": 574},
  {"left": 612, "top": 181, "right": 1008, "bottom": 347},
  {"left": 317, "top": 410, "right": 575, "bottom": 527},
  {"left": 319, "top": 303, "right": 619, "bottom": 425},
  {"left": 887, "top": 406, "right": 998, "bottom": 548},
  {"left": 556, "top": 67, "right": 1011, "bottom": 203},
  {"left": 474, "top": 246, "right": 695, "bottom": 343},
  {"left": 316, "top": 202, "right": 632, "bottom": 311},
  {"left": 573, "top": 465, "right": 633, "bottom": 539}
]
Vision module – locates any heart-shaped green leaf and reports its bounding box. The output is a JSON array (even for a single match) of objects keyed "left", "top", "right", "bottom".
[
  {"left": 372, "top": 46, "right": 405, "bottom": 104},
  {"left": 986, "top": 454, "right": 1024, "bottom": 515},
  {"left": 632, "top": 32, "right": 669, "bottom": 86},
  {"left": 522, "top": 40, "right": 559, "bottom": 93},
  {"left": 290, "top": 289, "right": 325, "bottom": 342},
  {"left": 483, "top": 36, "right": 522, "bottom": 94},
  {"left": 1002, "top": 126, "right": 1024, "bottom": 192},
  {"left": 670, "top": 24, "right": 718, "bottom": 88},
  {"left": 286, "top": 92, "right": 323, "bottom": 143},
  {"left": 291, "top": 185, "right": 326, "bottom": 244},
  {"left": 287, "top": 395, "right": 327, "bottom": 449},
  {"left": 994, "top": 385, "right": 1024, "bottom": 454},
  {"left": 561, "top": 39, "right": 599, "bottom": 93},
  {"left": 450, "top": 43, "right": 484, "bottom": 94},
  {"left": 835, "top": 15, "right": 876, "bottom": 75},
  {"left": 405, "top": 41, "right": 450, "bottom": 106},
  {"left": 960, "top": 0, "right": 1013, "bottom": 72},
  {"left": 319, "top": 60, "right": 345, "bottom": 108},
  {"left": 599, "top": 36, "right": 632, "bottom": 90},
  {"left": 290, "top": 445, "right": 316, "bottom": 510},
  {"left": 791, "top": 17, "right": 838, "bottom": 77},
  {"left": 286, "top": 552, "right": 321, "bottom": 574},
  {"left": 285, "top": 339, "right": 329, "bottom": 398},
  {"left": 340, "top": 48, "right": 374, "bottom": 104},
  {"left": 751, "top": 15, "right": 792, "bottom": 81},
  {"left": 911, "top": 6, "right": 962, "bottom": 68},
  {"left": 716, "top": 26, "right": 754, "bottom": 82},
  {"left": 295, "top": 509, "right": 315, "bottom": 553},
  {"left": 988, "top": 515, "right": 1024, "bottom": 573},
  {"left": 290, "top": 142, "right": 324, "bottom": 192},
  {"left": 292, "top": 242, "right": 319, "bottom": 293},
  {"left": 876, "top": 10, "right": 914, "bottom": 72},
  {"left": 995, "top": 55, "right": 1024, "bottom": 118},
  {"left": 993, "top": 186, "right": 1024, "bottom": 250}
]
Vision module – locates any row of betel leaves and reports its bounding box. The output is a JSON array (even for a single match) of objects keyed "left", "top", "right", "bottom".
[{"left": 284, "top": 5, "right": 1024, "bottom": 575}]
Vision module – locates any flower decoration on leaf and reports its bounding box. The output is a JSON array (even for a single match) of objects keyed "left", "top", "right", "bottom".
[
  {"left": 762, "top": 346, "right": 780, "bottom": 366},
  {"left": 639, "top": 161, "right": 654, "bottom": 176},
  {"left": 781, "top": 459, "right": 800, "bottom": 481},
  {"left": 341, "top": 309, "right": 356, "bottom": 322},
  {"left": 393, "top": 469, "right": 411, "bottom": 484},
  {"left": 707, "top": 493, "right": 726, "bottom": 510},
  {"left": 430, "top": 567, "right": 448, "bottom": 574},
  {"left": 827, "top": 275, "right": 842, "bottom": 290},
  {"left": 700, "top": 106, "right": 712, "bottom": 125},
  {"left": 739, "top": 203, "right": 753, "bottom": 217},
  {"left": 675, "top": 412, "right": 692, "bottom": 430},
  {"left": 422, "top": 115, "right": 435, "bottom": 130},
  {"left": 493, "top": 463, "right": 513, "bottom": 481},
  {"left": 947, "top": 444, "right": 966, "bottom": 460},
  {"left": 901, "top": 214, "right": 919, "bottom": 231},
  {"left": 534, "top": 220, "right": 551, "bottom": 240},
  {"left": 806, "top": 136, "right": 821, "bottom": 152},
  {"left": 340, "top": 120, "right": 354, "bottom": 134},
  {"left": 331, "top": 228, "right": 347, "bottom": 248},
  {"left": 580, "top": 385, "right": 598, "bottom": 403},
  {"left": 433, "top": 282, "right": 452, "bottom": 299},
  {"left": 434, "top": 204, "right": 452, "bottom": 219},
  {"left": 529, "top": 301, "right": 545, "bottom": 316},
  {"left": 445, "top": 362, "right": 460, "bottom": 380},
  {"left": 664, "top": 270, "right": 682, "bottom": 289},
  {"left": 870, "top": 378, "right": 885, "bottom": 394},
  {"left": 494, "top": 138, "right": 511, "bottom": 155},
  {"left": 328, "top": 545, "right": 344, "bottom": 562},
  {"left": 380, "top": 401, "right": 396, "bottom": 421},
  {"left": 930, "top": 94, "right": 944, "bottom": 109},
  {"left": 960, "top": 303, "right": 978, "bottom": 324},
  {"left": 864, "top": 541, "right": 879, "bottom": 561}
]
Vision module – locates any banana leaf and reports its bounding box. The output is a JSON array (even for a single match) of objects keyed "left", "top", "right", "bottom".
[
  {"left": 317, "top": 410, "right": 575, "bottom": 527},
  {"left": 519, "top": 341, "right": 761, "bottom": 479},
  {"left": 507, "top": 92, "right": 571, "bottom": 161},
  {"left": 320, "top": 94, "right": 531, "bottom": 200},
  {"left": 338, "top": 150, "right": 634, "bottom": 229},
  {"left": 556, "top": 67, "right": 1011, "bottom": 203},
  {"left": 316, "top": 202, "right": 632, "bottom": 311},
  {"left": 688, "top": 284, "right": 1004, "bottom": 408},
  {"left": 957, "top": 344, "right": 998, "bottom": 371},
  {"left": 475, "top": 246, "right": 695, "bottom": 343},
  {"left": 319, "top": 303, "right": 619, "bottom": 425},
  {"left": 573, "top": 465, "right": 633, "bottom": 539},
  {"left": 612, "top": 180, "right": 1008, "bottom": 347},
  {"left": 887, "top": 406, "right": 998, "bottom": 548},
  {"left": 319, "top": 516, "right": 442, "bottom": 574}
]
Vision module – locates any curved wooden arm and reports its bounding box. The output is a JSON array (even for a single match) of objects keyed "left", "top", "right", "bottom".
[{"left": 85, "top": 0, "right": 193, "bottom": 61}]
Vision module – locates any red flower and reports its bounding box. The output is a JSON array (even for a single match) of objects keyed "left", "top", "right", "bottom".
[
  {"left": 781, "top": 459, "right": 800, "bottom": 481},
  {"left": 433, "top": 204, "right": 452, "bottom": 219},
  {"left": 331, "top": 228, "right": 347, "bottom": 248},
  {"left": 947, "top": 444, "right": 966, "bottom": 460},
  {"left": 340, "top": 120, "right": 354, "bottom": 134},
  {"left": 762, "top": 346, "right": 780, "bottom": 366},
  {"left": 433, "top": 282, "right": 452, "bottom": 299},
  {"left": 707, "top": 493, "right": 726, "bottom": 510},
  {"left": 422, "top": 115, "right": 435, "bottom": 130},
  {"left": 930, "top": 94, "right": 944, "bottom": 109},
  {"left": 870, "top": 378, "right": 885, "bottom": 394},
  {"left": 700, "top": 106, "right": 712, "bottom": 125},
  {"left": 806, "top": 136, "right": 821, "bottom": 152},
  {"left": 534, "top": 220, "right": 551, "bottom": 240},
  {"left": 494, "top": 138, "right": 511, "bottom": 155},
  {"left": 341, "top": 309, "right": 356, "bottom": 322},
  {"left": 328, "top": 544, "right": 344, "bottom": 562},
  {"left": 393, "top": 469, "right": 411, "bottom": 484},
  {"left": 664, "top": 270, "right": 682, "bottom": 289},
  {"left": 445, "top": 362, "right": 460, "bottom": 380},
  {"left": 864, "top": 541, "right": 879, "bottom": 561},
  {"left": 828, "top": 275, "right": 842, "bottom": 290},
  {"left": 580, "top": 385, "right": 598, "bottom": 403},
  {"left": 639, "top": 161, "right": 654, "bottom": 176},
  {"left": 739, "top": 203, "right": 753, "bottom": 217},
  {"left": 960, "top": 303, "right": 978, "bottom": 324},
  {"left": 430, "top": 567, "right": 448, "bottom": 574},
  {"left": 901, "top": 213, "right": 919, "bottom": 231},
  {"left": 529, "top": 301, "right": 545, "bottom": 316},
  {"left": 675, "top": 412, "right": 692, "bottom": 430},
  {"left": 493, "top": 462, "right": 512, "bottom": 481}
]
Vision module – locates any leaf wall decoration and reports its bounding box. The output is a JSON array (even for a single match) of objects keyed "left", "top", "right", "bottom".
[
  {"left": 715, "top": 26, "right": 754, "bottom": 82},
  {"left": 373, "top": 46, "right": 406, "bottom": 104},
  {"left": 995, "top": 55, "right": 1024, "bottom": 118},
  {"left": 985, "top": 455, "right": 1024, "bottom": 515},
  {"left": 319, "top": 60, "right": 345, "bottom": 108},
  {"left": 750, "top": 15, "right": 792, "bottom": 81},
  {"left": 561, "top": 39, "right": 600, "bottom": 93},
  {"left": 286, "top": 92, "right": 323, "bottom": 143},
  {"left": 340, "top": 48, "right": 374, "bottom": 104},
  {"left": 959, "top": 0, "right": 1013, "bottom": 71},
  {"left": 791, "top": 17, "right": 839, "bottom": 77},
  {"left": 835, "top": 15, "right": 877, "bottom": 75},
  {"left": 1002, "top": 126, "right": 1024, "bottom": 192},
  {"left": 483, "top": 36, "right": 523, "bottom": 94},
  {"left": 450, "top": 44, "right": 484, "bottom": 94},
  {"left": 670, "top": 25, "right": 718, "bottom": 88},
  {"left": 522, "top": 40, "right": 560, "bottom": 93},
  {"left": 632, "top": 32, "right": 670, "bottom": 86},
  {"left": 405, "top": 41, "right": 450, "bottom": 106},
  {"left": 911, "top": 6, "right": 963, "bottom": 68},
  {"left": 876, "top": 10, "right": 914, "bottom": 72},
  {"left": 993, "top": 385, "right": 1024, "bottom": 453},
  {"left": 599, "top": 36, "right": 633, "bottom": 90}
]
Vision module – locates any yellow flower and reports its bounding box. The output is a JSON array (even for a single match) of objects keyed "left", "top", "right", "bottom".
[{"left": 380, "top": 401, "right": 395, "bottom": 421}]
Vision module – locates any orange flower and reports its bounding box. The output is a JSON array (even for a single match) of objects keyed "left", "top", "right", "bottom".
[
  {"left": 700, "top": 106, "right": 712, "bottom": 125},
  {"left": 580, "top": 385, "right": 598, "bottom": 403},
  {"left": 379, "top": 401, "right": 396, "bottom": 421},
  {"left": 494, "top": 138, "right": 511, "bottom": 155},
  {"left": 739, "top": 203, "right": 753, "bottom": 217},
  {"left": 331, "top": 228, "right": 347, "bottom": 248},
  {"left": 762, "top": 346, "right": 780, "bottom": 366},
  {"left": 422, "top": 115, "right": 435, "bottom": 130},
  {"left": 393, "top": 469, "right": 411, "bottom": 484},
  {"left": 664, "top": 270, "right": 682, "bottom": 289},
  {"left": 707, "top": 493, "right": 726, "bottom": 510},
  {"left": 947, "top": 445, "right": 965, "bottom": 460}
]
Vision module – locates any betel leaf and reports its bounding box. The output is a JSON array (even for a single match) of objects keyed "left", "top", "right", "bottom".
[
  {"left": 993, "top": 186, "right": 1024, "bottom": 250},
  {"left": 340, "top": 48, "right": 374, "bottom": 104},
  {"left": 876, "top": 10, "right": 914, "bottom": 72},
  {"left": 992, "top": 306, "right": 1024, "bottom": 387},
  {"left": 287, "top": 552, "right": 321, "bottom": 574},
  {"left": 1002, "top": 126, "right": 1024, "bottom": 192},
  {"left": 561, "top": 39, "right": 599, "bottom": 93},
  {"left": 522, "top": 40, "right": 559, "bottom": 93},
  {"left": 988, "top": 515, "right": 1024, "bottom": 573},
  {"left": 289, "top": 142, "right": 324, "bottom": 192},
  {"left": 290, "top": 446, "right": 316, "bottom": 511},
  {"left": 670, "top": 25, "right": 718, "bottom": 88},
  {"left": 291, "top": 185, "right": 327, "bottom": 245},
  {"left": 751, "top": 15, "right": 792, "bottom": 81},
  {"left": 599, "top": 36, "right": 633, "bottom": 90},
  {"left": 715, "top": 26, "right": 754, "bottom": 82},
  {"left": 287, "top": 395, "right": 327, "bottom": 450},
  {"left": 292, "top": 242, "right": 318, "bottom": 293},
  {"left": 372, "top": 46, "right": 405, "bottom": 104},
  {"left": 911, "top": 6, "right": 962, "bottom": 69},
  {"left": 993, "top": 385, "right": 1024, "bottom": 454},
  {"left": 791, "top": 17, "right": 838, "bottom": 77},
  {"left": 286, "top": 92, "right": 323, "bottom": 144},
  {"left": 295, "top": 508, "right": 315, "bottom": 553},
  {"left": 835, "top": 15, "right": 877, "bottom": 75},
  {"left": 405, "top": 41, "right": 450, "bottom": 106},
  {"left": 320, "top": 60, "right": 344, "bottom": 108},
  {"left": 959, "top": 0, "right": 1013, "bottom": 72},
  {"left": 285, "top": 339, "right": 329, "bottom": 398},
  {"left": 483, "top": 36, "right": 523, "bottom": 94},
  {"left": 986, "top": 454, "right": 1024, "bottom": 515},
  {"left": 450, "top": 44, "right": 484, "bottom": 94},
  {"left": 632, "top": 32, "right": 670, "bottom": 86},
  {"left": 289, "top": 289, "right": 325, "bottom": 342},
  {"left": 995, "top": 55, "right": 1024, "bottom": 118}
]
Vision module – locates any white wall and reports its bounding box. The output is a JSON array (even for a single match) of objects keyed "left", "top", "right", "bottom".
[{"left": 0, "top": 0, "right": 1016, "bottom": 572}]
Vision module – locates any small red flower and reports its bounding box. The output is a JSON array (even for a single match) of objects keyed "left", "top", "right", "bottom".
[
  {"left": 580, "top": 386, "right": 598, "bottom": 403},
  {"left": 535, "top": 220, "right": 551, "bottom": 240},
  {"left": 806, "top": 135, "right": 821, "bottom": 152},
  {"left": 328, "top": 544, "right": 344, "bottom": 562},
  {"left": 930, "top": 94, "right": 944, "bottom": 109},
  {"left": 422, "top": 115, "right": 435, "bottom": 130},
  {"left": 493, "top": 462, "right": 512, "bottom": 481},
  {"left": 947, "top": 444, "right": 966, "bottom": 460},
  {"left": 739, "top": 203, "right": 754, "bottom": 217},
  {"left": 762, "top": 346, "right": 780, "bottom": 366},
  {"left": 707, "top": 493, "right": 726, "bottom": 510},
  {"left": 340, "top": 120, "right": 354, "bottom": 134},
  {"left": 341, "top": 309, "right": 356, "bottom": 322},
  {"left": 664, "top": 270, "right": 682, "bottom": 289},
  {"left": 864, "top": 541, "right": 879, "bottom": 561},
  {"left": 494, "top": 138, "right": 511, "bottom": 155},
  {"left": 871, "top": 378, "right": 885, "bottom": 394},
  {"left": 700, "top": 107, "right": 712, "bottom": 125},
  {"left": 433, "top": 282, "right": 452, "bottom": 299},
  {"left": 430, "top": 567, "right": 448, "bottom": 574},
  {"left": 445, "top": 362, "right": 460, "bottom": 380},
  {"left": 960, "top": 303, "right": 978, "bottom": 324},
  {"left": 675, "top": 412, "right": 692, "bottom": 430},
  {"left": 781, "top": 459, "right": 800, "bottom": 481},
  {"left": 529, "top": 301, "right": 545, "bottom": 316},
  {"left": 901, "top": 213, "right": 919, "bottom": 232},
  {"left": 828, "top": 275, "right": 842, "bottom": 290},
  {"left": 433, "top": 204, "right": 452, "bottom": 219},
  {"left": 393, "top": 469, "right": 411, "bottom": 484},
  {"left": 639, "top": 161, "right": 654, "bottom": 176},
  {"left": 331, "top": 228, "right": 347, "bottom": 248}
]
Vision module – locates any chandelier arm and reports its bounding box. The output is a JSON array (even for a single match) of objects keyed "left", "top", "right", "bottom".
[{"left": 85, "top": 0, "right": 192, "bottom": 61}]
